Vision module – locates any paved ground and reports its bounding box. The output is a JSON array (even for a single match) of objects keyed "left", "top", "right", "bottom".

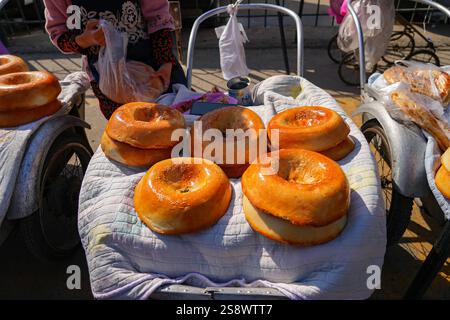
[{"left": 0, "top": 25, "right": 449, "bottom": 299}]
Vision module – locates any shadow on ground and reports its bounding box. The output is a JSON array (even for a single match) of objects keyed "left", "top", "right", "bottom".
[{"left": 0, "top": 224, "right": 93, "bottom": 299}]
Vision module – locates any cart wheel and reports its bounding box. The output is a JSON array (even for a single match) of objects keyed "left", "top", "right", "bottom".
[
  {"left": 338, "top": 52, "right": 378, "bottom": 86},
  {"left": 327, "top": 34, "right": 343, "bottom": 64},
  {"left": 382, "top": 31, "right": 415, "bottom": 65},
  {"left": 20, "top": 132, "right": 93, "bottom": 261},
  {"left": 362, "top": 120, "right": 414, "bottom": 246},
  {"left": 407, "top": 49, "right": 440, "bottom": 66}
]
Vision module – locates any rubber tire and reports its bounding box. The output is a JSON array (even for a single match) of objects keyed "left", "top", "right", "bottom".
[
  {"left": 381, "top": 31, "right": 415, "bottom": 65},
  {"left": 19, "top": 131, "right": 93, "bottom": 261},
  {"left": 361, "top": 120, "right": 414, "bottom": 246},
  {"left": 338, "top": 52, "right": 378, "bottom": 86},
  {"left": 328, "top": 34, "right": 343, "bottom": 64}
]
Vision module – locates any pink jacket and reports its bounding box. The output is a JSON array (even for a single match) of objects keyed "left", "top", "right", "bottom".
[{"left": 43, "top": 0, "right": 175, "bottom": 51}]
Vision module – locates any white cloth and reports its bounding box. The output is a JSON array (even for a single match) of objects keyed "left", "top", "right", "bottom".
[
  {"left": 156, "top": 84, "right": 202, "bottom": 106},
  {"left": 78, "top": 78, "right": 386, "bottom": 300},
  {"left": 0, "top": 72, "right": 90, "bottom": 226},
  {"left": 424, "top": 128, "right": 450, "bottom": 219}
]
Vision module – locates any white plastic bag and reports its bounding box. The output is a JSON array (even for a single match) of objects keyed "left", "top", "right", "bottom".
[
  {"left": 338, "top": 0, "right": 395, "bottom": 69},
  {"left": 218, "top": 5, "right": 250, "bottom": 80},
  {"left": 383, "top": 61, "right": 450, "bottom": 107},
  {"left": 96, "top": 20, "right": 172, "bottom": 104},
  {"left": 370, "top": 71, "right": 450, "bottom": 150}
]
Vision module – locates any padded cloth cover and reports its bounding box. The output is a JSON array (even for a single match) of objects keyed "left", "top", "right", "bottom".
[
  {"left": 0, "top": 72, "right": 90, "bottom": 227},
  {"left": 424, "top": 127, "right": 450, "bottom": 219},
  {"left": 78, "top": 77, "right": 386, "bottom": 300}
]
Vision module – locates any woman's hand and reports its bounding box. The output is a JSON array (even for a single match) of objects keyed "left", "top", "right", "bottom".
[{"left": 75, "top": 20, "right": 105, "bottom": 49}]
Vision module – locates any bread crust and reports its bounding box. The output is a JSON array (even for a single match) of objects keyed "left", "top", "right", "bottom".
[
  {"left": 101, "top": 132, "right": 172, "bottom": 167},
  {"left": 435, "top": 165, "right": 450, "bottom": 199},
  {"left": 268, "top": 106, "right": 350, "bottom": 151},
  {"left": 134, "top": 158, "right": 232, "bottom": 234},
  {"left": 0, "top": 99, "right": 62, "bottom": 127},
  {"left": 384, "top": 65, "right": 450, "bottom": 105},
  {"left": 242, "top": 149, "right": 350, "bottom": 227},
  {"left": 0, "top": 55, "right": 29, "bottom": 76},
  {"left": 391, "top": 91, "right": 450, "bottom": 151},
  {"left": 0, "top": 71, "right": 61, "bottom": 111},
  {"left": 191, "top": 106, "right": 266, "bottom": 178},
  {"left": 106, "top": 102, "right": 186, "bottom": 149},
  {"left": 320, "top": 136, "right": 355, "bottom": 161},
  {"left": 243, "top": 196, "right": 347, "bottom": 246}
]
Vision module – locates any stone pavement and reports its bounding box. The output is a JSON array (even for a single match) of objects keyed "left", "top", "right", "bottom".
[{"left": 0, "top": 26, "right": 449, "bottom": 299}]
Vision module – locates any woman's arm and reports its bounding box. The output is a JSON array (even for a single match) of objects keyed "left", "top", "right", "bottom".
[
  {"left": 44, "top": 0, "right": 104, "bottom": 54},
  {"left": 43, "top": 0, "right": 84, "bottom": 54},
  {"left": 140, "top": 1, "right": 176, "bottom": 66},
  {"left": 149, "top": 28, "right": 176, "bottom": 66}
]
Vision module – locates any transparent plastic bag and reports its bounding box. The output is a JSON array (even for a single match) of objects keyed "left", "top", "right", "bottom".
[
  {"left": 374, "top": 79, "right": 450, "bottom": 151},
  {"left": 218, "top": 5, "right": 250, "bottom": 80},
  {"left": 338, "top": 0, "right": 395, "bottom": 69},
  {"left": 96, "top": 20, "right": 172, "bottom": 104},
  {"left": 383, "top": 61, "right": 450, "bottom": 107},
  {"left": 390, "top": 85, "right": 450, "bottom": 151}
]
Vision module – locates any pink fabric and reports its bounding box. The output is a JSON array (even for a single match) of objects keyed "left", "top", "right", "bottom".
[
  {"left": 43, "top": 0, "right": 175, "bottom": 52},
  {"left": 43, "top": 0, "right": 71, "bottom": 50},
  {"left": 327, "top": 0, "right": 348, "bottom": 24}
]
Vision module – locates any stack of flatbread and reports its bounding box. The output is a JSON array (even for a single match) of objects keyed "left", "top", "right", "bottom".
[
  {"left": 384, "top": 65, "right": 450, "bottom": 106},
  {"left": 384, "top": 64, "right": 450, "bottom": 151}
]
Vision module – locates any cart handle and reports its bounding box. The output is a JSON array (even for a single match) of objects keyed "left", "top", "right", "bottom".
[
  {"left": 186, "top": 3, "right": 304, "bottom": 90},
  {"left": 347, "top": 0, "right": 367, "bottom": 94},
  {"left": 348, "top": 0, "right": 450, "bottom": 96}
]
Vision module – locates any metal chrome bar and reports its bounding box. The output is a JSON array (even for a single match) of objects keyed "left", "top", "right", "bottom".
[
  {"left": 347, "top": 0, "right": 366, "bottom": 94},
  {"left": 275, "top": 0, "right": 290, "bottom": 74},
  {"left": 150, "top": 284, "right": 288, "bottom": 300},
  {"left": 186, "top": 3, "right": 304, "bottom": 89},
  {"left": 410, "top": 0, "right": 450, "bottom": 19}
]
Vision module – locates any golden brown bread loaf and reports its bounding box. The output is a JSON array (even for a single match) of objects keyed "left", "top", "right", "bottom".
[
  {"left": 320, "top": 136, "right": 356, "bottom": 161},
  {"left": 0, "top": 55, "right": 29, "bottom": 76},
  {"left": 435, "top": 165, "right": 450, "bottom": 199},
  {"left": 0, "top": 71, "right": 61, "bottom": 111},
  {"left": 101, "top": 132, "right": 172, "bottom": 167},
  {"left": 106, "top": 102, "right": 186, "bottom": 150},
  {"left": 191, "top": 106, "right": 266, "bottom": 178},
  {"left": 134, "top": 158, "right": 232, "bottom": 234},
  {"left": 0, "top": 99, "right": 62, "bottom": 128},
  {"left": 384, "top": 65, "right": 450, "bottom": 105},
  {"left": 241, "top": 149, "right": 350, "bottom": 245},
  {"left": 267, "top": 106, "right": 353, "bottom": 157},
  {"left": 391, "top": 91, "right": 450, "bottom": 151},
  {"left": 435, "top": 148, "right": 450, "bottom": 199}
]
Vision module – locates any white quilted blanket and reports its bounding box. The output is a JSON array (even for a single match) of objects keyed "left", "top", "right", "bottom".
[
  {"left": 424, "top": 128, "right": 450, "bottom": 219},
  {"left": 0, "top": 72, "right": 90, "bottom": 226},
  {"left": 78, "top": 78, "right": 386, "bottom": 300}
]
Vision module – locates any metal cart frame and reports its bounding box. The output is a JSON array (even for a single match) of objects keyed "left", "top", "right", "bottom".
[
  {"left": 185, "top": 2, "right": 304, "bottom": 90},
  {"left": 150, "top": 3, "right": 303, "bottom": 300},
  {"left": 348, "top": 0, "right": 450, "bottom": 299}
]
